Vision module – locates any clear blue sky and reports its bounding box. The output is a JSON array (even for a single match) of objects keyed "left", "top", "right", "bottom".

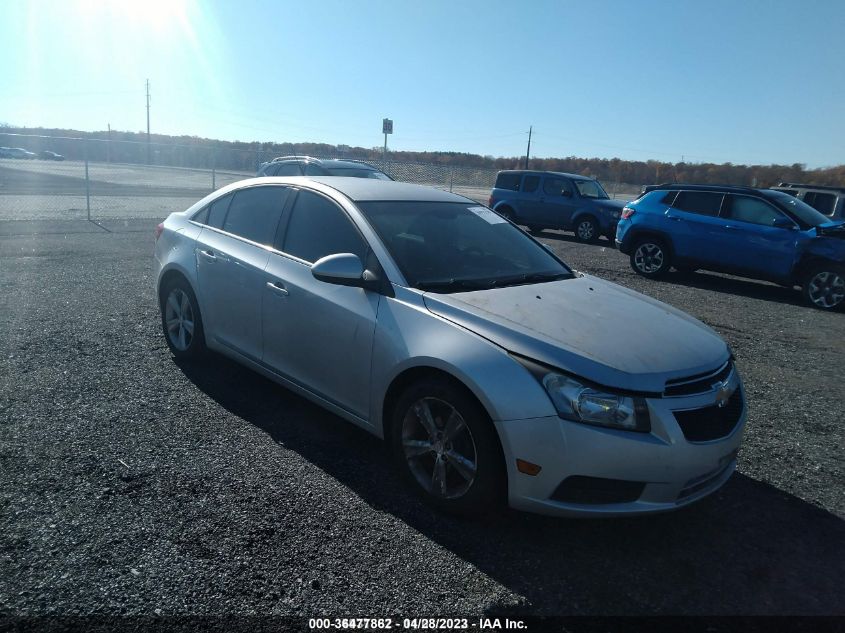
[{"left": 2, "top": 0, "right": 843, "bottom": 167}]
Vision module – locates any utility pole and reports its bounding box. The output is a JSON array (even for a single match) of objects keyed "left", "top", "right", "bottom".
[
  {"left": 145, "top": 79, "right": 151, "bottom": 165},
  {"left": 524, "top": 126, "right": 532, "bottom": 169}
]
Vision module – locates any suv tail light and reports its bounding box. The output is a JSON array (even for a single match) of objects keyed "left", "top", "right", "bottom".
[
  {"left": 621, "top": 207, "right": 636, "bottom": 220},
  {"left": 155, "top": 222, "right": 164, "bottom": 241}
]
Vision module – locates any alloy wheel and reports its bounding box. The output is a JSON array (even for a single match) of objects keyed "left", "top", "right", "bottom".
[
  {"left": 807, "top": 271, "right": 845, "bottom": 309},
  {"left": 634, "top": 243, "right": 664, "bottom": 274},
  {"left": 164, "top": 288, "right": 195, "bottom": 351},
  {"left": 577, "top": 220, "right": 595, "bottom": 241},
  {"left": 401, "top": 397, "right": 478, "bottom": 499}
]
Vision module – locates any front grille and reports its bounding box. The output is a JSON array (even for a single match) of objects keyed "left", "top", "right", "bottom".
[
  {"left": 551, "top": 476, "right": 645, "bottom": 505},
  {"left": 664, "top": 361, "right": 733, "bottom": 397},
  {"left": 673, "top": 390, "right": 744, "bottom": 442}
]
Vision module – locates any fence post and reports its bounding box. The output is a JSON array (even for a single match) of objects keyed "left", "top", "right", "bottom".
[
  {"left": 84, "top": 139, "right": 91, "bottom": 221},
  {"left": 212, "top": 147, "right": 216, "bottom": 191}
]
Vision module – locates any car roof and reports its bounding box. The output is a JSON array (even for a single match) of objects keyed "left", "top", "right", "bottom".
[
  {"left": 497, "top": 169, "right": 593, "bottom": 181},
  {"left": 645, "top": 183, "right": 763, "bottom": 195},
  {"left": 269, "top": 156, "right": 380, "bottom": 170},
  {"left": 254, "top": 176, "right": 472, "bottom": 203},
  {"left": 775, "top": 182, "right": 845, "bottom": 193}
]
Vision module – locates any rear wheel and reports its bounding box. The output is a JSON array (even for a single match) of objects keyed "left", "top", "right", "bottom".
[
  {"left": 160, "top": 277, "right": 206, "bottom": 359},
  {"left": 574, "top": 216, "right": 599, "bottom": 243},
  {"left": 390, "top": 378, "right": 504, "bottom": 516},
  {"left": 802, "top": 265, "right": 845, "bottom": 310},
  {"left": 630, "top": 237, "right": 671, "bottom": 278}
]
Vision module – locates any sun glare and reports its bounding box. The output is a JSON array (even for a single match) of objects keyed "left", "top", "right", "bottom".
[{"left": 76, "top": 0, "right": 191, "bottom": 35}]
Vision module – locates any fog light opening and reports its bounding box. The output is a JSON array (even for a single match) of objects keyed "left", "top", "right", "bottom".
[{"left": 516, "top": 459, "right": 542, "bottom": 476}]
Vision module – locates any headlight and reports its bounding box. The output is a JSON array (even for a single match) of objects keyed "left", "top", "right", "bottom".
[
  {"left": 611, "top": 210, "right": 621, "bottom": 218},
  {"left": 542, "top": 373, "right": 650, "bottom": 432}
]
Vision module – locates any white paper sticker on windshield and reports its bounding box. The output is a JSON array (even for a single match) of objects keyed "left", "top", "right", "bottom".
[{"left": 468, "top": 206, "right": 507, "bottom": 224}]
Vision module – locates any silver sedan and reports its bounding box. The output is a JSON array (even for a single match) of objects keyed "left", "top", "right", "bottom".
[{"left": 154, "top": 177, "right": 746, "bottom": 517}]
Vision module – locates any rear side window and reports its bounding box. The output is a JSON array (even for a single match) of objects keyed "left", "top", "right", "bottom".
[
  {"left": 803, "top": 191, "right": 837, "bottom": 215},
  {"left": 303, "top": 163, "right": 326, "bottom": 176},
  {"left": 274, "top": 163, "right": 303, "bottom": 176},
  {"left": 206, "top": 193, "right": 233, "bottom": 228},
  {"left": 725, "top": 195, "right": 784, "bottom": 226},
  {"left": 282, "top": 190, "right": 367, "bottom": 263},
  {"left": 672, "top": 191, "right": 724, "bottom": 216},
  {"left": 543, "top": 177, "right": 571, "bottom": 196},
  {"left": 660, "top": 191, "right": 679, "bottom": 205},
  {"left": 495, "top": 173, "right": 521, "bottom": 191},
  {"left": 221, "top": 186, "right": 288, "bottom": 246},
  {"left": 523, "top": 176, "right": 540, "bottom": 193}
]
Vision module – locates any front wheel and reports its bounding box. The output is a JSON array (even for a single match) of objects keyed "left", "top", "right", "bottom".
[
  {"left": 630, "top": 237, "right": 671, "bottom": 278},
  {"left": 802, "top": 265, "right": 845, "bottom": 310},
  {"left": 390, "top": 379, "right": 504, "bottom": 516},
  {"left": 574, "top": 217, "right": 599, "bottom": 243}
]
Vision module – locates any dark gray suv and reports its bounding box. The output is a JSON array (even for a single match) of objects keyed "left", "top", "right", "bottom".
[
  {"left": 257, "top": 156, "right": 392, "bottom": 180},
  {"left": 488, "top": 170, "right": 626, "bottom": 242}
]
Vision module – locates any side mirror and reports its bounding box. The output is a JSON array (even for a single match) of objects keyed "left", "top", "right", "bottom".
[
  {"left": 773, "top": 217, "right": 796, "bottom": 230},
  {"left": 561, "top": 190, "right": 573, "bottom": 198},
  {"left": 311, "top": 253, "right": 377, "bottom": 289}
]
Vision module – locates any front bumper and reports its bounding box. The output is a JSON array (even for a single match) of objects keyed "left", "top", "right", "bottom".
[{"left": 493, "top": 384, "right": 746, "bottom": 518}]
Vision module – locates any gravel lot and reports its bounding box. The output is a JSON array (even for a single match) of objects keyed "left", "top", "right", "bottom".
[{"left": 1, "top": 218, "right": 843, "bottom": 624}]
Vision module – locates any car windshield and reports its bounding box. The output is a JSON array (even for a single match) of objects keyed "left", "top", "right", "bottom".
[
  {"left": 573, "top": 179, "right": 609, "bottom": 199},
  {"left": 325, "top": 168, "right": 391, "bottom": 180},
  {"left": 356, "top": 201, "right": 573, "bottom": 291},
  {"left": 764, "top": 190, "right": 833, "bottom": 228}
]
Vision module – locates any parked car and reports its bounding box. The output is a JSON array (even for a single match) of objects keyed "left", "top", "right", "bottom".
[
  {"left": 771, "top": 182, "right": 845, "bottom": 220},
  {"left": 256, "top": 155, "right": 392, "bottom": 180},
  {"left": 488, "top": 170, "right": 625, "bottom": 242},
  {"left": 155, "top": 177, "right": 745, "bottom": 518},
  {"left": 1, "top": 147, "right": 37, "bottom": 159},
  {"left": 39, "top": 150, "right": 65, "bottom": 161},
  {"left": 616, "top": 184, "right": 845, "bottom": 310}
]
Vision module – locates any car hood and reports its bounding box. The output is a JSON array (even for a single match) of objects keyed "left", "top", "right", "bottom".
[
  {"left": 593, "top": 199, "right": 627, "bottom": 210},
  {"left": 422, "top": 275, "right": 729, "bottom": 393}
]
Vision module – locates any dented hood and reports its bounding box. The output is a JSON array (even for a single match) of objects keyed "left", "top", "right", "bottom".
[{"left": 422, "top": 274, "right": 730, "bottom": 393}]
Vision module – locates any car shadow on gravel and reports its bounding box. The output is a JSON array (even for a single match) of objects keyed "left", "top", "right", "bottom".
[
  {"left": 661, "top": 270, "right": 818, "bottom": 308},
  {"left": 176, "top": 355, "right": 844, "bottom": 616},
  {"left": 533, "top": 229, "right": 617, "bottom": 249}
]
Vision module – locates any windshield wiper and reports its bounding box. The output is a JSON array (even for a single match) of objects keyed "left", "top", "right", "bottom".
[
  {"left": 415, "top": 278, "right": 496, "bottom": 292},
  {"left": 486, "top": 271, "right": 573, "bottom": 288}
]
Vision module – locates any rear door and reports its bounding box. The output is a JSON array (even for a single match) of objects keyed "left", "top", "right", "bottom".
[
  {"left": 262, "top": 189, "right": 380, "bottom": 419},
  {"left": 514, "top": 174, "right": 543, "bottom": 223},
  {"left": 666, "top": 190, "right": 726, "bottom": 263},
  {"left": 195, "top": 185, "right": 288, "bottom": 360},
  {"left": 719, "top": 194, "right": 799, "bottom": 280}
]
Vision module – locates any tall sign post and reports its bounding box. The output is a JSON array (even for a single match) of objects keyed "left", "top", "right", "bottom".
[{"left": 382, "top": 118, "right": 393, "bottom": 162}]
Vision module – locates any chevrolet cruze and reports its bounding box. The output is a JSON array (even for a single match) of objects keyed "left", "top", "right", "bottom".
[{"left": 154, "top": 177, "right": 746, "bottom": 517}]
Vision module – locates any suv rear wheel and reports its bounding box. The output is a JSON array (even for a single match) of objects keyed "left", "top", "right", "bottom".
[
  {"left": 630, "top": 237, "right": 671, "bottom": 278},
  {"left": 802, "top": 265, "right": 845, "bottom": 310}
]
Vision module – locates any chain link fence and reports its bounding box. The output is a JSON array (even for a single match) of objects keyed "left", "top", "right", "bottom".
[{"left": 0, "top": 133, "right": 637, "bottom": 223}]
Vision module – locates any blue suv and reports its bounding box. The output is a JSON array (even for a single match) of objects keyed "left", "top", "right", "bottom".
[
  {"left": 488, "top": 170, "right": 625, "bottom": 242},
  {"left": 616, "top": 184, "right": 845, "bottom": 310}
]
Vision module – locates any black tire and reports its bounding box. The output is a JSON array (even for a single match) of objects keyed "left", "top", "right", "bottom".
[
  {"left": 629, "top": 236, "right": 672, "bottom": 278},
  {"left": 574, "top": 216, "right": 599, "bottom": 243},
  {"left": 390, "top": 378, "right": 505, "bottom": 516},
  {"left": 802, "top": 264, "right": 845, "bottom": 311},
  {"left": 497, "top": 206, "right": 515, "bottom": 223},
  {"left": 159, "top": 276, "right": 207, "bottom": 359}
]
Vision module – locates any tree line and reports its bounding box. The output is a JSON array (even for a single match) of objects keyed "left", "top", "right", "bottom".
[{"left": 2, "top": 125, "right": 842, "bottom": 187}]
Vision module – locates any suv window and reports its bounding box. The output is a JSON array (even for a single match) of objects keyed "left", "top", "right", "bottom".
[
  {"left": 303, "top": 163, "right": 326, "bottom": 176},
  {"left": 725, "top": 195, "right": 784, "bottom": 227},
  {"left": 282, "top": 190, "right": 367, "bottom": 263},
  {"left": 803, "top": 191, "right": 837, "bottom": 215},
  {"left": 274, "top": 163, "right": 303, "bottom": 176},
  {"left": 672, "top": 191, "right": 724, "bottom": 216},
  {"left": 206, "top": 193, "right": 233, "bottom": 228},
  {"left": 543, "top": 177, "right": 571, "bottom": 196},
  {"left": 523, "top": 175, "right": 540, "bottom": 193},
  {"left": 221, "top": 186, "right": 288, "bottom": 245},
  {"left": 495, "top": 173, "right": 521, "bottom": 191}
]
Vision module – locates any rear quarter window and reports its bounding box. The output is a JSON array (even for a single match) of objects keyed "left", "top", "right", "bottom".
[
  {"left": 495, "top": 173, "right": 521, "bottom": 191},
  {"left": 672, "top": 191, "right": 724, "bottom": 216}
]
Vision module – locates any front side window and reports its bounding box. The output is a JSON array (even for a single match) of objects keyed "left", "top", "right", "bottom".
[
  {"left": 357, "top": 201, "right": 572, "bottom": 291},
  {"left": 672, "top": 191, "right": 724, "bottom": 216},
  {"left": 325, "top": 167, "right": 391, "bottom": 180},
  {"left": 543, "top": 177, "right": 571, "bottom": 196},
  {"left": 274, "top": 163, "right": 303, "bottom": 176},
  {"left": 573, "top": 179, "right": 609, "bottom": 199},
  {"left": 282, "top": 190, "right": 367, "bottom": 263},
  {"left": 522, "top": 176, "right": 540, "bottom": 193},
  {"left": 725, "top": 196, "right": 785, "bottom": 227},
  {"left": 302, "top": 163, "right": 326, "bottom": 176},
  {"left": 221, "top": 186, "right": 288, "bottom": 245}
]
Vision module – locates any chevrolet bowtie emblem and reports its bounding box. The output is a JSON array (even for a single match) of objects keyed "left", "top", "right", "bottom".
[{"left": 714, "top": 380, "right": 733, "bottom": 408}]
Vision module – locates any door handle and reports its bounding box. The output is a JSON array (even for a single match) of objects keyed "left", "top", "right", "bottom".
[
  {"left": 198, "top": 249, "right": 217, "bottom": 261},
  {"left": 266, "top": 281, "right": 289, "bottom": 297},
  {"left": 666, "top": 213, "right": 682, "bottom": 221}
]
